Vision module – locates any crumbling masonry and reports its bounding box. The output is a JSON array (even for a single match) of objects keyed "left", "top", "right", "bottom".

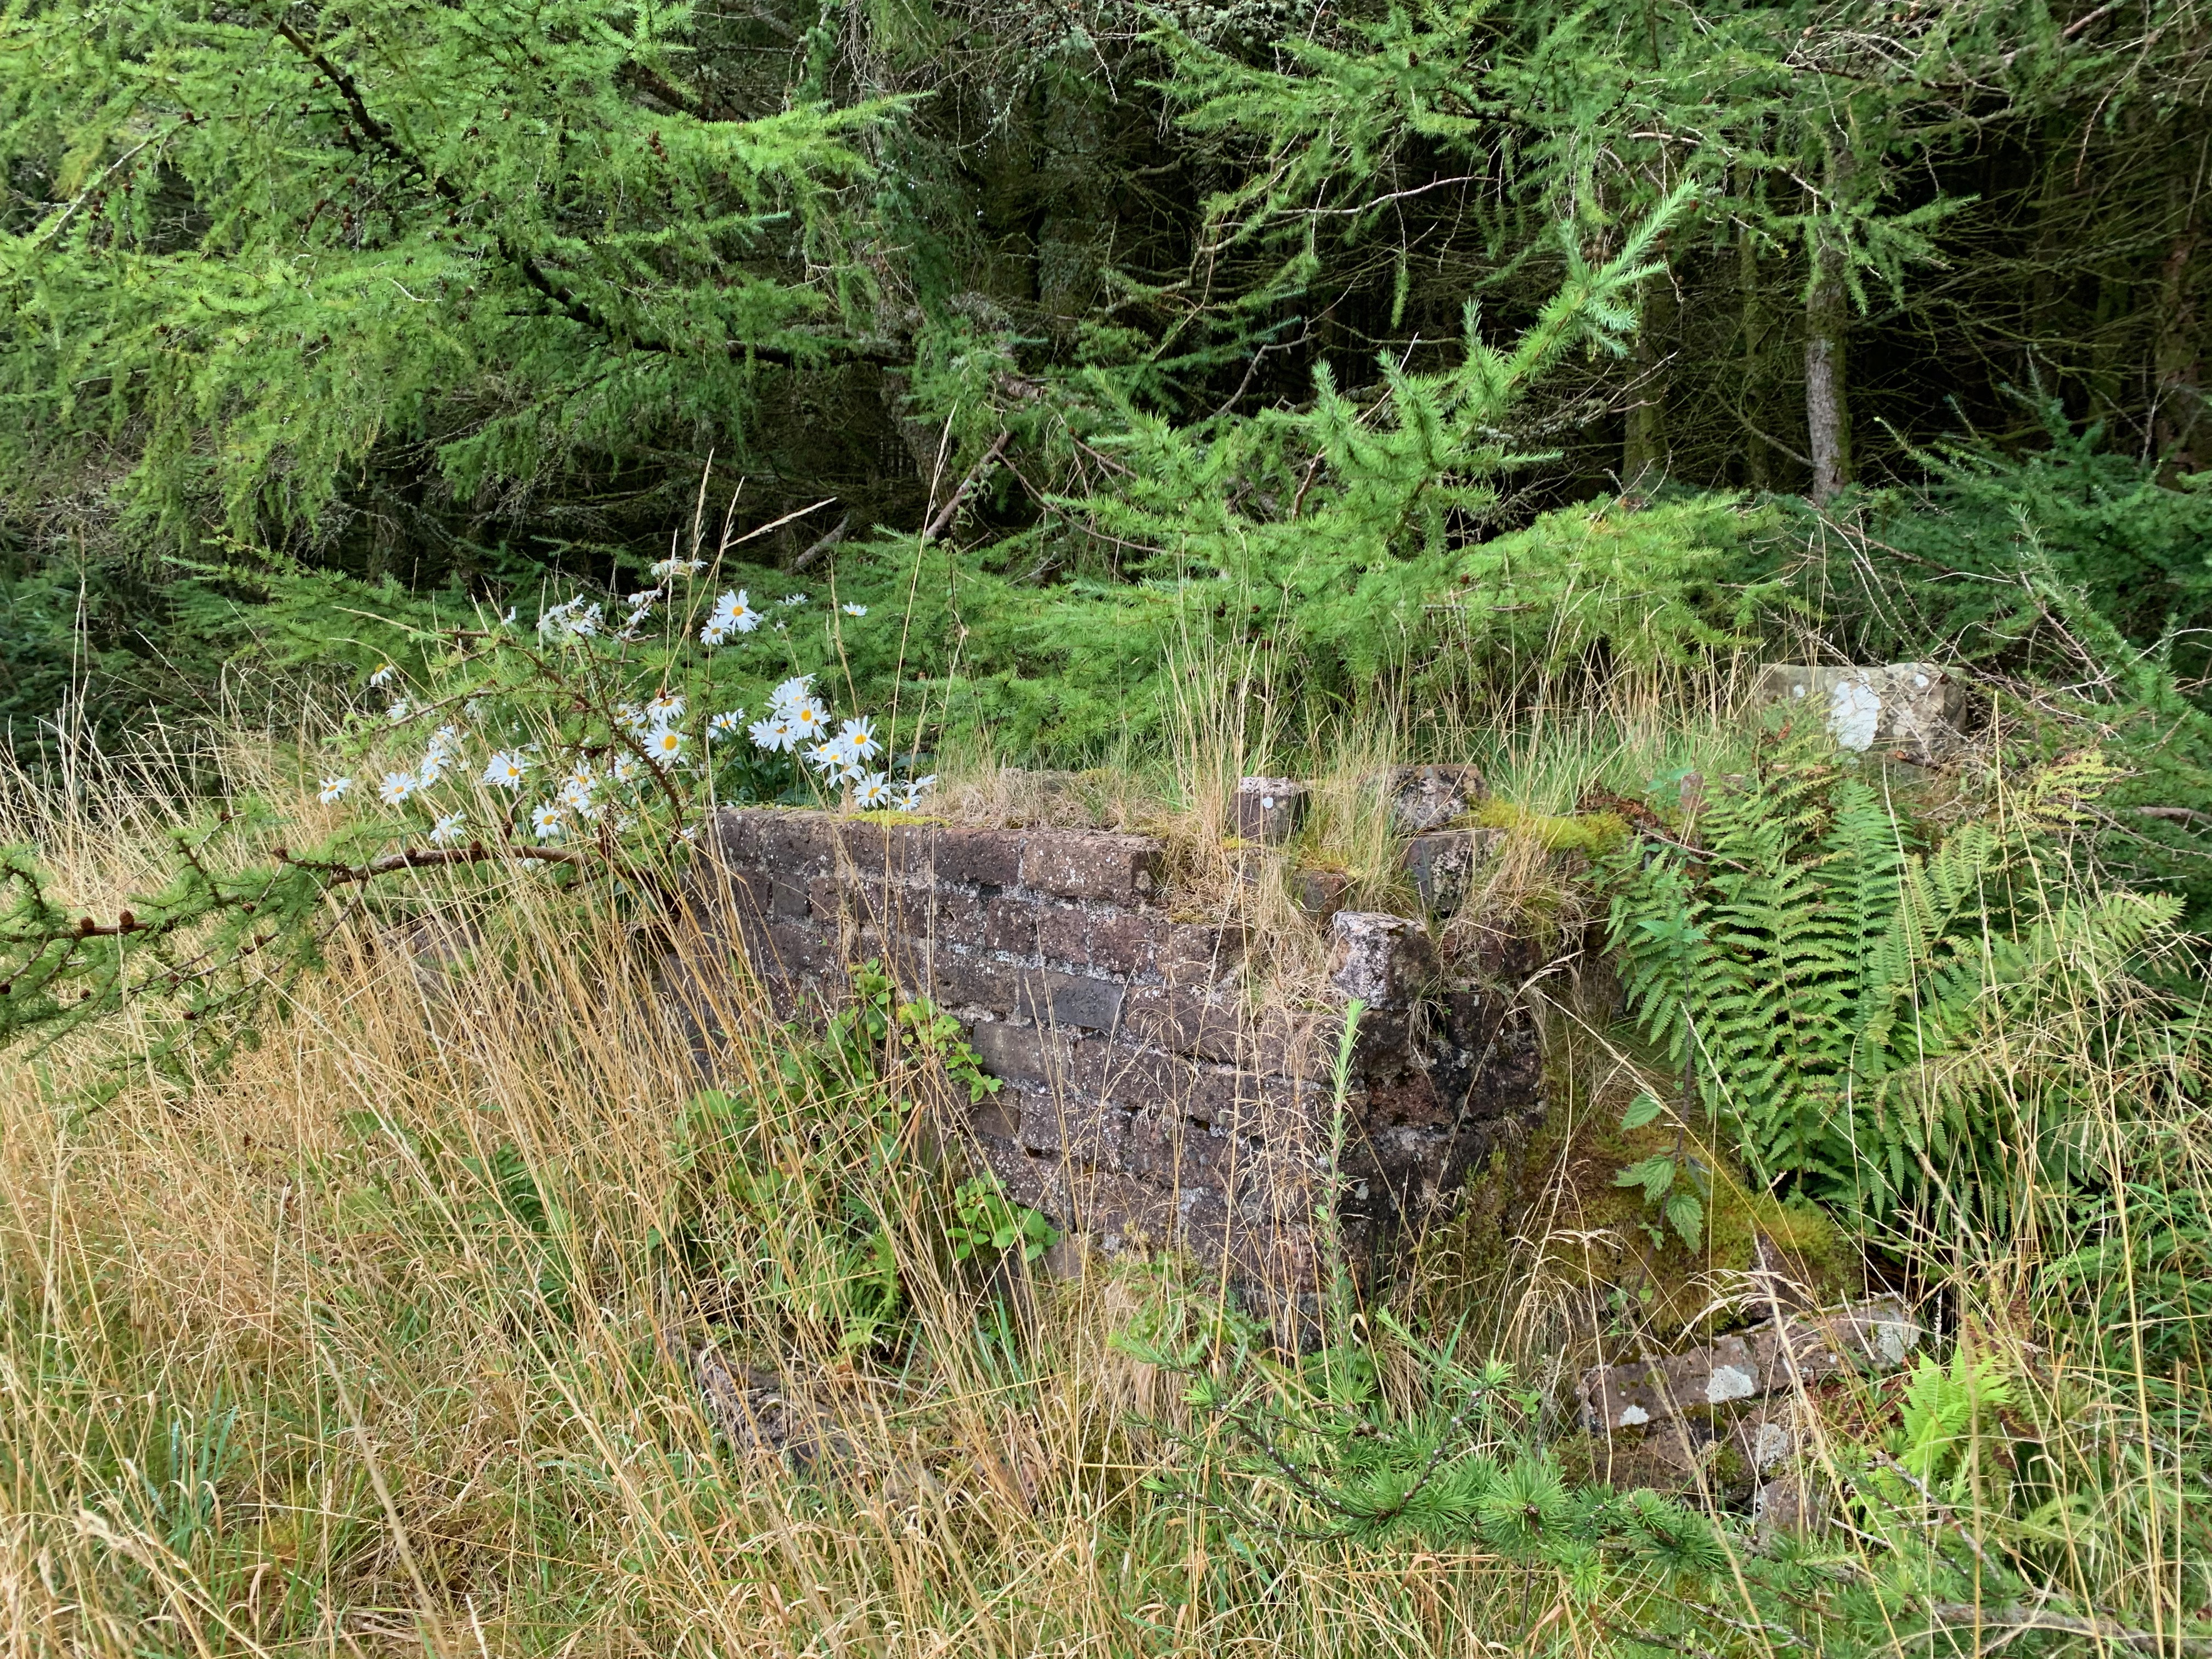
[{"left": 691, "top": 787, "right": 1546, "bottom": 1305}]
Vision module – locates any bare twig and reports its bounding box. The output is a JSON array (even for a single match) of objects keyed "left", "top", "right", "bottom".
[{"left": 920, "top": 431, "right": 1011, "bottom": 546}]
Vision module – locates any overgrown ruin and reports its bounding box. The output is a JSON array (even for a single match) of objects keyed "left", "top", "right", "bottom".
[{"left": 690, "top": 775, "right": 1554, "bottom": 1317}]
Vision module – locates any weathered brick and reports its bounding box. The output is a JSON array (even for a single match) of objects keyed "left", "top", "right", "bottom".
[
  {"left": 1120, "top": 985, "right": 1243, "bottom": 1064},
  {"left": 1159, "top": 923, "right": 1245, "bottom": 984},
  {"left": 1402, "top": 829, "right": 1503, "bottom": 915},
  {"left": 832, "top": 819, "right": 943, "bottom": 878},
  {"left": 1087, "top": 909, "right": 1171, "bottom": 977},
  {"left": 760, "top": 919, "right": 834, "bottom": 974},
  {"left": 1019, "top": 830, "right": 1163, "bottom": 904},
  {"left": 1295, "top": 868, "right": 1352, "bottom": 922},
  {"left": 1018, "top": 1091, "right": 1129, "bottom": 1169},
  {"left": 1044, "top": 971, "right": 1126, "bottom": 1033},
  {"left": 938, "top": 827, "right": 1023, "bottom": 889},
  {"left": 1032, "top": 901, "right": 1090, "bottom": 967},
  {"left": 931, "top": 950, "right": 1019, "bottom": 1013},
  {"left": 805, "top": 874, "right": 844, "bottom": 922},
  {"left": 1063, "top": 1170, "right": 1180, "bottom": 1248},
  {"left": 752, "top": 811, "right": 835, "bottom": 873},
  {"left": 967, "top": 1019, "right": 1073, "bottom": 1085},
  {"left": 1125, "top": 1111, "right": 1237, "bottom": 1187},
  {"left": 981, "top": 895, "right": 1043, "bottom": 957},
  {"left": 967, "top": 1090, "right": 1021, "bottom": 1142}
]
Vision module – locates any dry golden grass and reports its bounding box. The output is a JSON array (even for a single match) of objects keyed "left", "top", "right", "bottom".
[{"left": 4, "top": 698, "right": 2209, "bottom": 1657}]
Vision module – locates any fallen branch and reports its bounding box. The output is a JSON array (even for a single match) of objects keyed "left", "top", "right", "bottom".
[{"left": 919, "top": 431, "right": 1011, "bottom": 546}]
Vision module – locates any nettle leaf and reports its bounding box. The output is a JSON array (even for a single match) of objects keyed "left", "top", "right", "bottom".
[
  {"left": 1620, "top": 1091, "right": 1666, "bottom": 1131},
  {"left": 1615, "top": 1156, "right": 1675, "bottom": 1205},
  {"left": 1664, "top": 1192, "right": 1705, "bottom": 1249}
]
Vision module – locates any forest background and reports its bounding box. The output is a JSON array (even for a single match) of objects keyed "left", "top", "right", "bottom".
[{"left": 7, "top": 0, "right": 2212, "bottom": 788}]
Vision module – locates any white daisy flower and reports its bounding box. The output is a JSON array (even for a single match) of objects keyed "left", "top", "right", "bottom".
[
  {"left": 531, "top": 803, "right": 567, "bottom": 840},
  {"left": 803, "top": 735, "right": 853, "bottom": 775},
  {"left": 750, "top": 715, "right": 796, "bottom": 753},
  {"left": 894, "top": 782, "right": 926, "bottom": 812},
  {"left": 386, "top": 699, "right": 410, "bottom": 723},
  {"left": 416, "top": 753, "right": 448, "bottom": 787},
  {"left": 368, "top": 663, "right": 397, "bottom": 689},
  {"left": 840, "top": 602, "right": 867, "bottom": 617},
  {"left": 498, "top": 606, "right": 517, "bottom": 628},
  {"left": 708, "top": 709, "right": 743, "bottom": 738},
  {"left": 483, "top": 751, "right": 530, "bottom": 790},
  {"left": 852, "top": 772, "right": 893, "bottom": 810},
  {"left": 647, "top": 726, "right": 688, "bottom": 767},
  {"left": 646, "top": 690, "right": 686, "bottom": 724},
  {"left": 650, "top": 556, "right": 706, "bottom": 581},
  {"left": 319, "top": 776, "right": 352, "bottom": 804},
  {"left": 537, "top": 598, "right": 602, "bottom": 640},
  {"left": 611, "top": 752, "right": 640, "bottom": 785},
  {"left": 699, "top": 617, "right": 734, "bottom": 646},
  {"left": 613, "top": 701, "right": 650, "bottom": 733},
  {"left": 788, "top": 698, "right": 830, "bottom": 740},
  {"left": 769, "top": 676, "right": 814, "bottom": 713},
  {"left": 837, "top": 715, "right": 881, "bottom": 761},
  {"left": 778, "top": 593, "right": 808, "bottom": 607},
  {"left": 376, "top": 771, "right": 417, "bottom": 807},
  {"left": 428, "top": 811, "right": 466, "bottom": 846},
  {"left": 628, "top": 587, "right": 663, "bottom": 609}
]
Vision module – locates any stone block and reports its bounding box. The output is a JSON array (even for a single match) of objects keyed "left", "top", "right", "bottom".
[
  {"left": 966, "top": 1018, "right": 1073, "bottom": 1086},
  {"left": 1577, "top": 1297, "right": 1922, "bottom": 1434},
  {"left": 1086, "top": 909, "right": 1170, "bottom": 977},
  {"left": 931, "top": 949, "right": 1019, "bottom": 1013},
  {"left": 1045, "top": 971, "right": 1126, "bottom": 1033},
  {"left": 938, "top": 827, "right": 1024, "bottom": 889},
  {"left": 1234, "top": 777, "right": 1309, "bottom": 844},
  {"left": 1020, "top": 830, "right": 1163, "bottom": 904},
  {"left": 753, "top": 811, "right": 836, "bottom": 875},
  {"left": 1120, "top": 985, "right": 1244, "bottom": 1064},
  {"left": 1753, "top": 664, "right": 1967, "bottom": 762},
  {"left": 967, "top": 1090, "right": 1022, "bottom": 1142},
  {"left": 1295, "top": 867, "right": 1352, "bottom": 922},
  {"left": 1032, "top": 902, "right": 1091, "bottom": 967},
  {"left": 760, "top": 920, "right": 834, "bottom": 975},
  {"left": 1018, "top": 1091, "right": 1129, "bottom": 1169},
  {"left": 1328, "top": 912, "right": 1435, "bottom": 1006},
  {"left": 1386, "top": 765, "right": 1486, "bottom": 832},
  {"left": 1125, "top": 1111, "right": 1236, "bottom": 1188},
  {"left": 979, "top": 895, "right": 1043, "bottom": 957},
  {"left": 1402, "top": 830, "right": 1501, "bottom": 915},
  {"left": 1158, "top": 923, "right": 1244, "bottom": 985}
]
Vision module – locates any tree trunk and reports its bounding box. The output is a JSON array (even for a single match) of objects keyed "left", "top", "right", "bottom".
[
  {"left": 1738, "top": 206, "right": 1771, "bottom": 491},
  {"left": 1623, "top": 245, "right": 1676, "bottom": 492},
  {"left": 2153, "top": 133, "right": 2207, "bottom": 477},
  {"left": 1805, "top": 143, "right": 1854, "bottom": 503}
]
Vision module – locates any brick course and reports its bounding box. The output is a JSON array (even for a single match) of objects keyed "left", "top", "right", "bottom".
[{"left": 696, "top": 806, "right": 1545, "bottom": 1320}]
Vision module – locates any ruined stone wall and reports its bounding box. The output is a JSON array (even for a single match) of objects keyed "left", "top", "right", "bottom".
[{"left": 694, "top": 806, "right": 1544, "bottom": 1305}]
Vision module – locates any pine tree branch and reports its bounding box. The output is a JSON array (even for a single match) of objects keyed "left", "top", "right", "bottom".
[{"left": 269, "top": 20, "right": 903, "bottom": 371}]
